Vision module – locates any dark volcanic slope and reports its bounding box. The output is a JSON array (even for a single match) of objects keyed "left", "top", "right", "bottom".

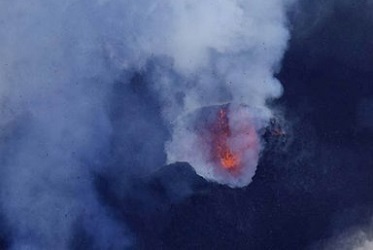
[{"left": 154, "top": 2, "right": 373, "bottom": 250}]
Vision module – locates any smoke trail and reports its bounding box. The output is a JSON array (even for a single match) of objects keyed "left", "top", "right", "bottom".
[{"left": 0, "top": 0, "right": 295, "bottom": 248}]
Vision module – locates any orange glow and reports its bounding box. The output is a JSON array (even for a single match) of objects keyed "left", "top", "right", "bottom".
[
  {"left": 213, "top": 108, "right": 240, "bottom": 170},
  {"left": 219, "top": 149, "right": 240, "bottom": 169}
]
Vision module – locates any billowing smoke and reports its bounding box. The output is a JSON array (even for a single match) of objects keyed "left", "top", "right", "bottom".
[
  {"left": 313, "top": 221, "right": 373, "bottom": 250},
  {"left": 0, "top": 0, "right": 294, "bottom": 248},
  {"left": 0, "top": 1, "right": 132, "bottom": 249},
  {"left": 156, "top": 0, "right": 293, "bottom": 187}
]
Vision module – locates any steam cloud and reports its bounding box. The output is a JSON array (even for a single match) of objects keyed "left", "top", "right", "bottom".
[
  {"left": 0, "top": 0, "right": 294, "bottom": 248},
  {"left": 160, "top": 0, "right": 293, "bottom": 187},
  {"left": 316, "top": 222, "right": 373, "bottom": 250}
]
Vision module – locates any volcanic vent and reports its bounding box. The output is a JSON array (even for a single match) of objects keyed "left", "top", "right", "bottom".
[{"left": 166, "top": 104, "right": 263, "bottom": 188}]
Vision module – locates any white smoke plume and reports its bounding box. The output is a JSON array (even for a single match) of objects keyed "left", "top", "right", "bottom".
[
  {"left": 316, "top": 222, "right": 373, "bottom": 250},
  {"left": 153, "top": 0, "right": 294, "bottom": 187},
  {"left": 0, "top": 0, "right": 295, "bottom": 248},
  {"left": 355, "top": 240, "right": 373, "bottom": 250}
]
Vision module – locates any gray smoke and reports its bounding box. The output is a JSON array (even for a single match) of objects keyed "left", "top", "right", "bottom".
[{"left": 0, "top": 0, "right": 295, "bottom": 248}]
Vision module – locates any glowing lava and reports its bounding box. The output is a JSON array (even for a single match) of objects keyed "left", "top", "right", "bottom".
[
  {"left": 214, "top": 109, "right": 240, "bottom": 170},
  {"left": 166, "top": 103, "right": 261, "bottom": 187}
]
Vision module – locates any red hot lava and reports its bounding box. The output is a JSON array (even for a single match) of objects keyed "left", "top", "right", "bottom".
[
  {"left": 213, "top": 109, "right": 240, "bottom": 170},
  {"left": 167, "top": 104, "right": 261, "bottom": 187},
  {"left": 210, "top": 106, "right": 259, "bottom": 172}
]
